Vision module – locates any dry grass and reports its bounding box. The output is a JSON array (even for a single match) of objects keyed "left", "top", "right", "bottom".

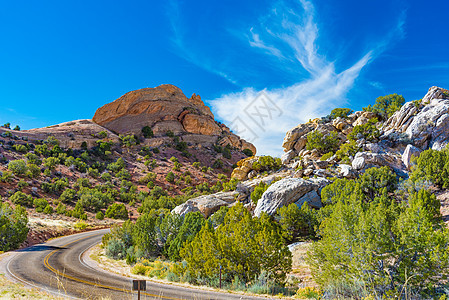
[
  {"left": 88, "top": 246, "right": 293, "bottom": 299},
  {"left": 290, "top": 242, "right": 317, "bottom": 288},
  {"left": 0, "top": 273, "right": 62, "bottom": 299}
]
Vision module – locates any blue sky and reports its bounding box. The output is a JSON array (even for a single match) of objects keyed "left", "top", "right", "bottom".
[{"left": 0, "top": 0, "right": 448, "bottom": 155}]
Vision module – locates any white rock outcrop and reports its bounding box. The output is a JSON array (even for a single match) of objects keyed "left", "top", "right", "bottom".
[{"left": 254, "top": 177, "right": 324, "bottom": 217}]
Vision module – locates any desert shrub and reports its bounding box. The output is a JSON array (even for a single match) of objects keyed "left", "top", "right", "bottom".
[
  {"left": 192, "top": 162, "right": 201, "bottom": 169},
  {"left": 17, "top": 180, "right": 28, "bottom": 191},
  {"left": 173, "top": 161, "right": 182, "bottom": 172},
  {"left": 251, "top": 182, "right": 269, "bottom": 205},
  {"left": 308, "top": 187, "right": 449, "bottom": 298},
  {"left": 107, "top": 158, "right": 126, "bottom": 173},
  {"left": 330, "top": 108, "right": 353, "bottom": 119},
  {"left": 13, "top": 144, "right": 28, "bottom": 154},
  {"left": 74, "top": 221, "right": 88, "bottom": 230},
  {"left": 295, "top": 287, "right": 323, "bottom": 299},
  {"left": 105, "top": 203, "right": 128, "bottom": 220},
  {"left": 166, "top": 212, "right": 205, "bottom": 261},
  {"left": 165, "top": 171, "right": 175, "bottom": 183},
  {"left": 138, "top": 172, "right": 157, "bottom": 184},
  {"left": 33, "top": 198, "right": 49, "bottom": 213},
  {"left": 105, "top": 237, "right": 127, "bottom": 259},
  {"left": 252, "top": 156, "right": 282, "bottom": 172},
  {"left": 43, "top": 157, "right": 59, "bottom": 170},
  {"left": 100, "top": 172, "right": 112, "bottom": 182},
  {"left": 141, "top": 126, "right": 154, "bottom": 138},
  {"left": 320, "top": 152, "right": 334, "bottom": 161},
  {"left": 41, "top": 178, "right": 69, "bottom": 194},
  {"left": 212, "top": 159, "right": 223, "bottom": 169},
  {"left": 181, "top": 203, "right": 291, "bottom": 285},
  {"left": 116, "top": 169, "right": 131, "bottom": 180},
  {"left": 75, "top": 178, "right": 91, "bottom": 189},
  {"left": 78, "top": 188, "right": 114, "bottom": 212},
  {"left": 35, "top": 144, "right": 50, "bottom": 157},
  {"left": 144, "top": 159, "right": 157, "bottom": 170},
  {"left": 0, "top": 203, "right": 29, "bottom": 251},
  {"left": 209, "top": 206, "right": 229, "bottom": 228},
  {"left": 43, "top": 204, "right": 53, "bottom": 214},
  {"left": 222, "top": 147, "right": 231, "bottom": 159},
  {"left": 25, "top": 153, "right": 42, "bottom": 165},
  {"left": 348, "top": 118, "right": 380, "bottom": 142},
  {"left": 10, "top": 191, "right": 33, "bottom": 207},
  {"left": 0, "top": 171, "right": 13, "bottom": 183},
  {"left": 71, "top": 202, "right": 87, "bottom": 220},
  {"left": 409, "top": 147, "right": 449, "bottom": 188},
  {"left": 96, "top": 211, "right": 104, "bottom": 220},
  {"left": 59, "top": 188, "right": 77, "bottom": 203},
  {"left": 335, "top": 140, "right": 360, "bottom": 161},
  {"left": 242, "top": 149, "right": 253, "bottom": 157},
  {"left": 277, "top": 202, "right": 318, "bottom": 243},
  {"left": 120, "top": 134, "right": 138, "bottom": 147},
  {"left": 306, "top": 131, "right": 340, "bottom": 154},
  {"left": 56, "top": 203, "right": 67, "bottom": 215},
  {"left": 358, "top": 166, "right": 397, "bottom": 200},
  {"left": 363, "top": 93, "right": 405, "bottom": 120},
  {"left": 26, "top": 163, "right": 41, "bottom": 178},
  {"left": 8, "top": 159, "right": 27, "bottom": 176}
]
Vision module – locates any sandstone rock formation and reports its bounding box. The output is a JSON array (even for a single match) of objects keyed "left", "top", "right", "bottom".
[
  {"left": 93, "top": 84, "right": 256, "bottom": 153},
  {"left": 1, "top": 119, "right": 120, "bottom": 149}
]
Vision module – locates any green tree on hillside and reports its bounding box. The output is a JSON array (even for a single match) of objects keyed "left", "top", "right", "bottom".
[
  {"left": 181, "top": 203, "right": 291, "bottom": 285},
  {"left": 0, "top": 203, "right": 28, "bottom": 251},
  {"left": 363, "top": 93, "right": 405, "bottom": 120},
  {"left": 308, "top": 179, "right": 449, "bottom": 298}
]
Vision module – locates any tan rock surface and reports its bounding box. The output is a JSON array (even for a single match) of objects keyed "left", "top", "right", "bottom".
[{"left": 92, "top": 84, "right": 256, "bottom": 153}]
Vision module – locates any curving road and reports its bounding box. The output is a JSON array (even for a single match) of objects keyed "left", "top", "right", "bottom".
[{"left": 4, "top": 229, "right": 265, "bottom": 300}]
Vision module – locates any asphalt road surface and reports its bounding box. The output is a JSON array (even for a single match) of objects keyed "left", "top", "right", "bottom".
[{"left": 5, "top": 229, "right": 266, "bottom": 300}]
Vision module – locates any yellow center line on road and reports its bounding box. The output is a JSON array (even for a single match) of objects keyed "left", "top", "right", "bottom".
[{"left": 43, "top": 233, "right": 180, "bottom": 300}]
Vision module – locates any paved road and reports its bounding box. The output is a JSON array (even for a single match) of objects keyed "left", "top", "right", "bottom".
[{"left": 5, "top": 229, "right": 266, "bottom": 300}]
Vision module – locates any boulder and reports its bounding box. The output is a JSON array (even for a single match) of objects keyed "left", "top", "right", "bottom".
[
  {"left": 172, "top": 191, "right": 237, "bottom": 218},
  {"left": 282, "top": 123, "right": 315, "bottom": 152},
  {"left": 231, "top": 157, "right": 258, "bottom": 180},
  {"left": 172, "top": 200, "right": 200, "bottom": 217},
  {"left": 353, "top": 112, "right": 377, "bottom": 126},
  {"left": 281, "top": 150, "right": 296, "bottom": 165},
  {"left": 295, "top": 190, "right": 322, "bottom": 209},
  {"left": 254, "top": 178, "right": 317, "bottom": 216},
  {"left": 352, "top": 155, "right": 366, "bottom": 170},
  {"left": 338, "top": 164, "right": 356, "bottom": 178},
  {"left": 402, "top": 144, "right": 422, "bottom": 170}
]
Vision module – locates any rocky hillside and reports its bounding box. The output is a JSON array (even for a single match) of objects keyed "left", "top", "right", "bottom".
[
  {"left": 175, "top": 86, "right": 449, "bottom": 222},
  {"left": 0, "top": 84, "right": 255, "bottom": 228}
]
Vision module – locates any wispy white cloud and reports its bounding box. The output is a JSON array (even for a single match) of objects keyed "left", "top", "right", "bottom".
[
  {"left": 167, "top": 0, "right": 406, "bottom": 156},
  {"left": 210, "top": 0, "right": 405, "bottom": 156}
]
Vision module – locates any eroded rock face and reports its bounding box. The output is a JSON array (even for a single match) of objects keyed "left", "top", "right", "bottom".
[
  {"left": 254, "top": 178, "right": 324, "bottom": 216},
  {"left": 282, "top": 123, "right": 315, "bottom": 152},
  {"left": 92, "top": 84, "right": 256, "bottom": 153},
  {"left": 383, "top": 86, "right": 449, "bottom": 150},
  {"left": 402, "top": 144, "right": 422, "bottom": 170}
]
